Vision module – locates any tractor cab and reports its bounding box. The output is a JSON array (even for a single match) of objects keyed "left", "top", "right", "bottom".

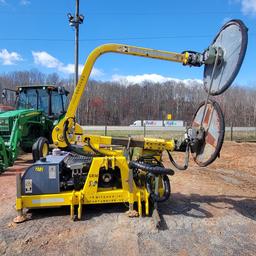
[
  {"left": 2, "top": 85, "right": 69, "bottom": 118},
  {"left": 16, "top": 85, "right": 69, "bottom": 119}
]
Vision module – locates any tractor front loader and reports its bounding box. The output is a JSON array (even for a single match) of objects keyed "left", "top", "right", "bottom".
[{"left": 0, "top": 85, "right": 69, "bottom": 173}]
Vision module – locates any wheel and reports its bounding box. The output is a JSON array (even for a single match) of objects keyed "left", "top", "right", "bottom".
[
  {"left": 145, "top": 174, "right": 171, "bottom": 203},
  {"left": 32, "top": 137, "right": 49, "bottom": 162}
]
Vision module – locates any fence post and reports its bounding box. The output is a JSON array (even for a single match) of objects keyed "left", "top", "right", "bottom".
[
  {"left": 230, "top": 122, "right": 233, "bottom": 141},
  {"left": 143, "top": 123, "right": 146, "bottom": 137},
  {"left": 104, "top": 125, "right": 107, "bottom": 136}
]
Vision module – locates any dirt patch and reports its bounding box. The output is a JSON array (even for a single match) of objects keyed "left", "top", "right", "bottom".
[{"left": 0, "top": 142, "right": 256, "bottom": 255}]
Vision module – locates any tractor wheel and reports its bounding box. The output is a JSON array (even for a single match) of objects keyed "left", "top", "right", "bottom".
[{"left": 32, "top": 137, "right": 49, "bottom": 162}]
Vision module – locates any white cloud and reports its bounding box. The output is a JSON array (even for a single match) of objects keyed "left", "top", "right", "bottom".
[
  {"left": 230, "top": 0, "right": 256, "bottom": 16},
  {"left": 58, "top": 64, "right": 84, "bottom": 74},
  {"left": 58, "top": 63, "right": 77, "bottom": 74},
  {"left": 32, "top": 50, "right": 103, "bottom": 78},
  {"left": 91, "top": 67, "right": 104, "bottom": 77},
  {"left": 0, "top": 0, "right": 31, "bottom": 6},
  {"left": 58, "top": 63, "right": 103, "bottom": 76},
  {"left": 0, "top": 49, "right": 23, "bottom": 65},
  {"left": 112, "top": 73, "right": 202, "bottom": 86},
  {"left": 32, "top": 51, "right": 61, "bottom": 68},
  {"left": 20, "top": 0, "right": 31, "bottom": 6},
  {"left": 240, "top": 0, "right": 256, "bottom": 15}
]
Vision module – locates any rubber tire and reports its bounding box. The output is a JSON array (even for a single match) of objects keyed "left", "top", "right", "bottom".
[
  {"left": 146, "top": 174, "right": 171, "bottom": 203},
  {"left": 32, "top": 137, "right": 49, "bottom": 162}
]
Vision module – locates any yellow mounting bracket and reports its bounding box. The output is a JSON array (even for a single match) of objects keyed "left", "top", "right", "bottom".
[{"left": 52, "top": 43, "right": 189, "bottom": 148}]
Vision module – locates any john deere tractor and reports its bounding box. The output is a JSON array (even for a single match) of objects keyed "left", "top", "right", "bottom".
[{"left": 0, "top": 85, "right": 69, "bottom": 173}]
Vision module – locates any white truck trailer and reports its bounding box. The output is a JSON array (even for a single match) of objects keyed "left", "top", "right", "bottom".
[{"left": 130, "top": 120, "right": 184, "bottom": 127}]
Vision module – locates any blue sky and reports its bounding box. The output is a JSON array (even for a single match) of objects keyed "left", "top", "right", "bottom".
[{"left": 0, "top": 0, "right": 255, "bottom": 86}]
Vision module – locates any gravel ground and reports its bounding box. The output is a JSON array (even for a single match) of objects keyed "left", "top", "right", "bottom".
[{"left": 0, "top": 141, "right": 256, "bottom": 256}]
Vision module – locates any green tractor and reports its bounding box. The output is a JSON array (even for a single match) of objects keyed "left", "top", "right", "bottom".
[{"left": 0, "top": 85, "right": 69, "bottom": 173}]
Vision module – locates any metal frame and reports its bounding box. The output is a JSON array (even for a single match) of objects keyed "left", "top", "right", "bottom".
[
  {"left": 52, "top": 44, "right": 188, "bottom": 149},
  {"left": 14, "top": 19, "right": 249, "bottom": 222},
  {"left": 16, "top": 156, "right": 150, "bottom": 219},
  {"left": 15, "top": 44, "right": 189, "bottom": 220}
]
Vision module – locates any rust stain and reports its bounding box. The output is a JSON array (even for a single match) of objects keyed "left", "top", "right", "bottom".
[
  {"left": 206, "top": 131, "right": 217, "bottom": 148},
  {"left": 203, "top": 105, "right": 212, "bottom": 125}
]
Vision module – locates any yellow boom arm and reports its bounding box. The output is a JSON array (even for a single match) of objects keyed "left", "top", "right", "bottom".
[{"left": 52, "top": 43, "right": 189, "bottom": 148}]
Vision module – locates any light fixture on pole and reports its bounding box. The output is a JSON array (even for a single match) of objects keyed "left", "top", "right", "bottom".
[{"left": 67, "top": 0, "right": 84, "bottom": 88}]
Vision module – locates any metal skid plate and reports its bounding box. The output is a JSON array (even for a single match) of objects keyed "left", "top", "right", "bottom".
[
  {"left": 191, "top": 100, "right": 225, "bottom": 167},
  {"left": 204, "top": 19, "right": 248, "bottom": 96}
]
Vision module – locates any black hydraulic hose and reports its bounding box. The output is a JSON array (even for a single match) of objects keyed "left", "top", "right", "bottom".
[
  {"left": 70, "top": 144, "right": 94, "bottom": 157},
  {"left": 84, "top": 137, "right": 105, "bottom": 156},
  {"left": 63, "top": 118, "right": 91, "bottom": 157},
  {"left": 63, "top": 121, "right": 103, "bottom": 156},
  {"left": 63, "top": 119, "right": 72, "bottom": 149},
  {"left": 128, "top": 161, "right": 174, "bottom": 176},
  {"left": 146, "top": 174, "right": 171, "bottom": 203},
  {"left": 167, "top": 143, "right": 190, "bottom": 171}
]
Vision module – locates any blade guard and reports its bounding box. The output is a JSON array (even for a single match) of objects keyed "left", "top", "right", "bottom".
[
  {"left": 203, "top": 19, "right": 248, "bottom": 96},
  {"left": 190, "top": 99, "right": 225, "bottom": 167}
]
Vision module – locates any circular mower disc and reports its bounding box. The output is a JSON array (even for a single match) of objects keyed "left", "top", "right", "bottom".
[
  {"left": 191, "top": 100, "right": 225, "bottom": 167},
  {"left": 204, "top": 19, "right": 248, "bottom": 96}
]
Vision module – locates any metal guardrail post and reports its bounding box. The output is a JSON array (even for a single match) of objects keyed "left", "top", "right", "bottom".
[{"left": 231, "top": 122, "right": 233, "bottom": 141}]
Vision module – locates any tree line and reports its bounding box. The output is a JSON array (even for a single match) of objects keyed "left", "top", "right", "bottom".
[{"left": 0, "top": 70, "right": 255, "bottom": 127}]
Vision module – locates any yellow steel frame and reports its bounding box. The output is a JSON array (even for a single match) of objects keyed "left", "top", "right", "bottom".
[
  {"left": 16, "top": 44, "right": 188, "bottom": 220},
  {"left": 52, "top": 43, "right": 188, "bottom": 149},
  {"left": 16, "top": 156, "right": 150, "bottom": 219}
]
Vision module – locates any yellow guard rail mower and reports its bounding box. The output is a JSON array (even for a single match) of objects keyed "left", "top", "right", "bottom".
[{"left": 15, "top": 20, "right": 248, "bottom": 224}]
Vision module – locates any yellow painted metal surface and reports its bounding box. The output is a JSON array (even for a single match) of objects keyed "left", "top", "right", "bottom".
[
  {"left": 52, "top": 43, "right": 187, "bottom": 148},
  {"left": 17, "top": 156, "right": 150, "bottom": 218},
  {"left": 144, "top": 138, "right": 175, "bottom": 151},
  {"left": 17, "top": 43, "right": 186, "bottom": 220}
]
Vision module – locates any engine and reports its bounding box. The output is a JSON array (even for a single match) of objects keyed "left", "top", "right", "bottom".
[{"left": 20, "top": 151, "right": 122, "bottom": 195}]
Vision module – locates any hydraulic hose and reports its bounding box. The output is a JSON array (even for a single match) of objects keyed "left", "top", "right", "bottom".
[
  {"left": 167, "top": 143, "right": 190, "bottom": 170},
  {"left": 128, "top": 161, "right": 174, "bottom": 176},
  {"left": 84, "top": 137, "right": 105, "bottom": 156},
  {"left": 63, "top": 120, "right": 99, "bottom": 157},
  {"left": 63, "top": 118, "right": 74, "bottom": 149}
]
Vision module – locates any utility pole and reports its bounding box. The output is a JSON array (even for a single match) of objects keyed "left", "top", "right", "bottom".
[{"left": 67, "top": 0, "right": 84, "bottom": 88}]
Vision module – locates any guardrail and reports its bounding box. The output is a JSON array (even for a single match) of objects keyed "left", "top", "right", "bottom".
[
  {"left": 82, "top": 126, "right": 256, "bottom": 131},
  {"left": 82, "top": 126, "right": 256, "bottom": 141},
  {"left": 82, "top": 126, "right": 186, "bottom": 131}
]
